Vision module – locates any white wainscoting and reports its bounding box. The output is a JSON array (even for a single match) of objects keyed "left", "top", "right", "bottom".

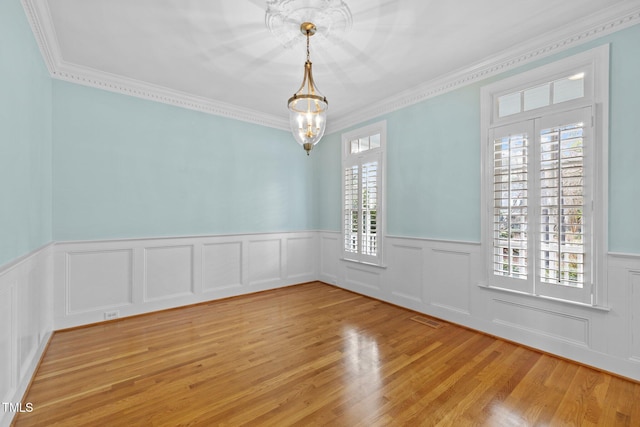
[
  {"left": 319, "top": 231, "right": 640, "bottom": 381},
  {"left": 3, "top": 230, "right": 639, "bottom": 427},
  {"left": 319, "top": 233, "right": 481, "bottom": 325},
  {"left": 66, "top": 249, "right": 134, "bottom": 314},
  {"left": 53, "top": 231, "right": 318, "bottom": 330},
  {"left": 608, "top": 253, "right": 640, "bottom": 365},
  {"left": 631, "top": 271, "right": 640, "bottom": 362},
  {"left": 0, "top": 245, "right": 54, "bottom": 427},
  {"left": 490, "top": 298, "right": 590, "bottom": 347}
]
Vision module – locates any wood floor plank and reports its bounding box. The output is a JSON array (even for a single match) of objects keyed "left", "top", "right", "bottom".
[{"left": 14, "top": 282, "right": 640, "bottom": 426}]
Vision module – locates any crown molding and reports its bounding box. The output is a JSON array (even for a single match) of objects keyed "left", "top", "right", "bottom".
[
  {"left": 328, "top": 2, "right": 640, "bottom": 133},
  {"left": 50, "top": 63, "right": 290, "bottom": 130},
  {"left": 22, "top": 0, "right": 640, "bottom": 133},
  {"left": 21, "top": 0, "right": 58, "bottom": 75},
  {"left": 20, "top": 0, "right": 289, "bottom": 130}
]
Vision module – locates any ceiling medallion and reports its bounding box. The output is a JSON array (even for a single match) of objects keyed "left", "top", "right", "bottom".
[{"left": 265, "top": 0, "right": 353, "bottom": 48}]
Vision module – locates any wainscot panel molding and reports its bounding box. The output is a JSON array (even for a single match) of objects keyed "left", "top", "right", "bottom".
[
  {"left": 66, "top": 249, "right": 134, "bottom": 313},
  {"left": 631, "top": 271, "right": 640, "bottom": 362},
  {"left": 53, "top": 232, "right": 318, "bottom": 330},
  {"left": 319, "top": 233, "right": 339, "bottom": 286},
  {"left": 320, "top": 231, "right": 640, "bottom": 381},
  {"left": 248, "top": 238, "right": 282, "bottom": 287},
  {"left": 429, "top": 249, "right": 471, "bottom": 316},
  {"left": 143, "top": 245, "right": 194, "bottom": 302},
  {"left": 608, "top": 253, "right": 640, "bottom": 366},
  {"left": 202, "top": 242, "right": 242, "bottom": 292},
  {"left": 491, "top": 299, "right": 590, "bottom": 347},
  {"left": 0, "top": 244, "right": 54, "bottom": 427}
]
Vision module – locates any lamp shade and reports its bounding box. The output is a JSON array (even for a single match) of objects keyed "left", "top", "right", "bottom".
[{"left": 288, "top": 64, "right": 328, "bottom": 154}]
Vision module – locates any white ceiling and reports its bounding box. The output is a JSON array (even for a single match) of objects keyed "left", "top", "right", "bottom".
[{"left": 23, "top": 0, "right": 640, "bottom": 131}]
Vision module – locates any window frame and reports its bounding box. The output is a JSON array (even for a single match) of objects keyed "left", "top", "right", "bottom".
[
  {"left": 480, "top": 45, "right": 609, "bottom": 308},
  {"left": 341, "top": 120, "right": 387, "bottom": 266}
]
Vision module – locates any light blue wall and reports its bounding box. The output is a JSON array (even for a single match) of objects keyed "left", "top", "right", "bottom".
[
  {"left": 52, "top": 82, "right": 314, "bottom": 241},
  {"left": 385, "top": 86, "right": 481, "bottom": 241},
  {"left": 0, "top": 0, "right": 52, "bottom": 266},
  {"left": 3, "top": 2, "right": 638, "bottom": 258},
  {"left": 315, "top": 23, "right": 640, "bottom": 253},
  {"left": 311, "top": 131, "right": 341, "bottom": 231},
  {"left": 313, "top": 91, "right": 481, "bottom": 242},
  {"left": 607, "top": 24, "right": 640, "bottom": 253}
]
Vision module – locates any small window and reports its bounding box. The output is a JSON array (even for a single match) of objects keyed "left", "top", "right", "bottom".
[
  {"left": 498, "top": 92, "right": 521, "bottom": 117},
  {"left": 553, "top": 73, "right": 585, "bottom": 104},
  {"left": 342, "top": 121, "right": 386, "bottom": 265},
  {"left": 524, "top": 84, "right": 550, "bottom": 111},
  {"left": 350, "top": 133, "right": 381, "bottom": 154}
]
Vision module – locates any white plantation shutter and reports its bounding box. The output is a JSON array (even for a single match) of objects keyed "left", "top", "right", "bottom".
[
  {"left": 490, "top": 122, "right": 534, "bottom": 293},
  {"left": 344, "top": 165, "right": 359, "bottom": 254},
  {"left": 342, "top": 156, "right": 381, "bottom": 263},
  {"left": 361, "top": 161, "right": 378, "bottom": 256},
  {"left": 493, "top": 134, "right": 528, "bottom": 278},
  {"left": 536, "top": 107, "right": 592, "bottom": 303},
  {"left": 539, "top": 124, "right": 585, "bottom": 286},
  {"left": 487, "top": 108, "right": 593, "bottom": 303}
]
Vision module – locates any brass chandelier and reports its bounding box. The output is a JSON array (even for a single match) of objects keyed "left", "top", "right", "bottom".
[{"left": 287, "top": 22, "right": 328, "bottom": 155}]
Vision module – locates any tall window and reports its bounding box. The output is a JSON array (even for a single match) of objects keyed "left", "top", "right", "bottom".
[
  {"left": 342, "top": 121, "right": 386, "bottom": 265},
  {"left": 481, "top": 46, "right": 608, "bottom": 306}
]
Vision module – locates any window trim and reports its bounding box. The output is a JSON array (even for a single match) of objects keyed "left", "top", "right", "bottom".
[
  {"left": 480, "top": 45, "right": 609, "bottom": 308},
  {"left": 341, "top": 120, "right": 387, "bottom": 266}
]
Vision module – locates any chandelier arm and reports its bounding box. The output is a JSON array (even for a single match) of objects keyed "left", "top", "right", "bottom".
[{"left": 290, "top": 62, "right": 310, "bottom": 97}]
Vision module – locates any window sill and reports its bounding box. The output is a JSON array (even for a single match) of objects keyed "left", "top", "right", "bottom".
[
  {"left": 477, "top": 282, "right": 611, "bottom": 312},
  {"left": 340, "top": 258, "right": 387, "bottom": 269}
]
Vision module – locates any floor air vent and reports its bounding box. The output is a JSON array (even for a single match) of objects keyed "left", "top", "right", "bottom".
[{"left": 410, "top": 316, "right": 444, "bottom": 329}]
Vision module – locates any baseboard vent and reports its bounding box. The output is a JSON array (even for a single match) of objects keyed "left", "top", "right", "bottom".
[{"left": 410, "top": 316, "right": 444, "bottom": 329}]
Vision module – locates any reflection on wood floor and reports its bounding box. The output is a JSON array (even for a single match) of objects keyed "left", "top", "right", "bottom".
[{"left": 15, "top": 282, "right": 640, "bottom": 426}]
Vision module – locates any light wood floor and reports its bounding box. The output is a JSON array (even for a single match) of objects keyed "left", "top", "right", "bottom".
[{"left": 15, "top": 282, "right": 640, "bottom": 426}]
